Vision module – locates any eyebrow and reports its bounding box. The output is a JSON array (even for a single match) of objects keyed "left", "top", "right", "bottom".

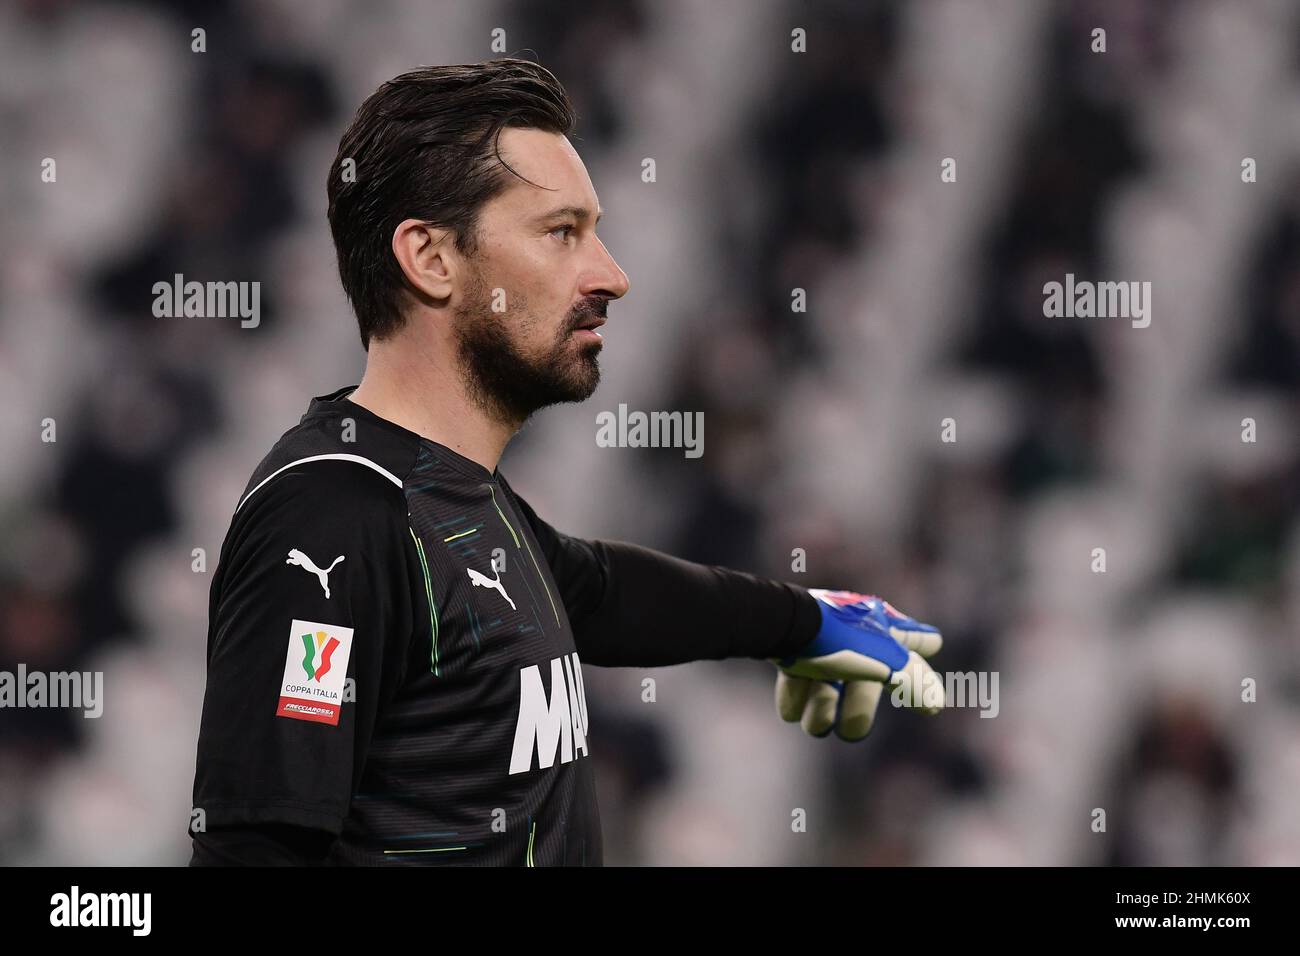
[{"left": 535, "top": 204, "right": 603, "bottom": 226}]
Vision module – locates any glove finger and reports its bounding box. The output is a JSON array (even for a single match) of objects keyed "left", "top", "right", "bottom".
[
  {"left": 866, "top": 596, "right": 943, "bottom": 658},
  {"left": 835, "top": 680, "right": 885, "bottom": 741},
  {"left": 888, "top": 623, "right": 943, "bottom": 658},
  {"left": 774, "top": 672, "right": 813, "bottom": 722},
  {"left": 889, "top": 650, "right": 945, "bottom": 714},
  {"left": 801, "top": 681, "right": 841, "bottom": 737},
  {"left": 796, "top": 650, "right": 893, "bottom": 683}
]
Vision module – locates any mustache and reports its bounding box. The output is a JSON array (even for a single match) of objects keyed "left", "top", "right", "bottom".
[{"left": 567, "top": 298, "right": 607, "bottom": 330}]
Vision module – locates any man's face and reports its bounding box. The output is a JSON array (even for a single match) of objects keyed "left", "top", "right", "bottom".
[{"left": 453, "top": 127, "right": 630, "bottom": 426}]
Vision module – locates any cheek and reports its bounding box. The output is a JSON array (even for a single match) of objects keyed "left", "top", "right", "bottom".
[
  {"left": 481, "top": 243, "right": 577, "bottom": 333},
  {"left": 493, "top": 256, "right": 560, "bottom": 313},
  {"left": 514, "top": 279, "right": 575, "bottom": 336}
]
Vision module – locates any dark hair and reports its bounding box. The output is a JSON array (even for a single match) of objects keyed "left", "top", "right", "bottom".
[{"left": 327, "top": 58, "right": 576, "bottom": 348}]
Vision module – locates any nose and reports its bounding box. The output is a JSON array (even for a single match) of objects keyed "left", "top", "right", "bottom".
[{"left": 583, "top": 236, "right": 630, "bottom": 301}]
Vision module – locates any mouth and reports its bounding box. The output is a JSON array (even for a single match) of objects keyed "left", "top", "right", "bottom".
[{"left": 571, "top": 316, "right": 605, "bottom": 339}]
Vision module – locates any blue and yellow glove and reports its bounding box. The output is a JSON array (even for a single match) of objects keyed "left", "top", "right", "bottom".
[{"left": 773, "top": 590, "right": 945, "bottom": 740}]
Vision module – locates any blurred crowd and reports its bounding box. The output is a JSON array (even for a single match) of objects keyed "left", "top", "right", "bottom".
[{"left": 1, "top": 0, "right": 1298, "bottom": 865}]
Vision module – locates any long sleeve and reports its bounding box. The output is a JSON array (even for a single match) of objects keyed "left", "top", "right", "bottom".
[
  {"left": 499, "top": 479, "right": 821, "bottom": 667},
  {"left": 191, "top": 463, "right": 417, "bottom": 841}
]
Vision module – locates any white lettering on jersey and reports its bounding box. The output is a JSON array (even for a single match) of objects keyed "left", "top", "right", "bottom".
[
  {"left": 509, "top": 652, "right": 590, "bottom": 775},
  {"left": 287, "top": 549, "right": 345, "bottom": 599},
  {"left": 467, "top": 565, "right": 515, "bottom": 610}
]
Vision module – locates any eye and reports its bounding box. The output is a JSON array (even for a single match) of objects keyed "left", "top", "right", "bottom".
[{"left": 549, "top": 223, "right": 576, "bottom": 243}]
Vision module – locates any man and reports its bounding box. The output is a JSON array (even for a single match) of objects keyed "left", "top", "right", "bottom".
[{"left": 189, "top": 58, "right": 944, "bottom": 866}]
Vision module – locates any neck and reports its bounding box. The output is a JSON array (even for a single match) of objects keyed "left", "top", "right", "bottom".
[{"left": 348, "top": 335, "right": 516, "bottom": 474}]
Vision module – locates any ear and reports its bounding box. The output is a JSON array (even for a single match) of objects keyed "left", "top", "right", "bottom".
[{"left": 391, "top": 219, "right": 456, "bottom": 303}]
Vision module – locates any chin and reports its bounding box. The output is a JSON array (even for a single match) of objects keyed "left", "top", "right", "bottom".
[
  {"left": 567, "top": 362, "right": 601, "bottom": 401},
  {"left": 540, "top": 342, "right": 601, "bottom": 403}
]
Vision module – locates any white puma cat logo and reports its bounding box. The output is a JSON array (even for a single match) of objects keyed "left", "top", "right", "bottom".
[
  {"left": 467, "top": 566, "right": 515, "bottom": 610},
  {"left": 287, "top": 548, "right": 345, "bottom": 599}
]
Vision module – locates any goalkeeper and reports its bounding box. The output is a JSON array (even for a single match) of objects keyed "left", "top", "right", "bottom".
[{"left": 189, "top": 59, "right": 943, "bottom": 867}]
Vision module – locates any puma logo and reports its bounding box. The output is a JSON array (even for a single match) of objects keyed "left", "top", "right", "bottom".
[
  {"left": 287, "top": 549, "right": 345, "bottom": 599},
  {"left": 467, "top": 566, "right": 515, "bottom": 611}
]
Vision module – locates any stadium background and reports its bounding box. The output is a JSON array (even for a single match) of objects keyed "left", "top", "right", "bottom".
[{"left": 2, "top": 0, "right": 1299, "bottom": 866}]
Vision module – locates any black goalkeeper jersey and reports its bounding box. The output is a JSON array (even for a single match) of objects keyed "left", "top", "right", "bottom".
[{"left": 190, "top": 386, "right": 821, "bottom": 866}]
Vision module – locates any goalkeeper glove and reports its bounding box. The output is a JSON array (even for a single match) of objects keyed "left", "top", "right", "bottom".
[{"left": 773, "top": 589, "right": 944, "bottom": 741}]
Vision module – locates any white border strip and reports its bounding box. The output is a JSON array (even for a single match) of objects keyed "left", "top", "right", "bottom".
[{"left": 236, "top": 454, "right": 402, "bottom": 513}]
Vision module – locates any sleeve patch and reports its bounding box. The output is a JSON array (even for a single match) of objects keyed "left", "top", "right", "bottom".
[{"left": 275, "top": 619, "right": 355, "bottom": 725}]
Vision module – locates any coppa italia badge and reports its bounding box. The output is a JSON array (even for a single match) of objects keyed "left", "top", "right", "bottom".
[{"left": 276, "top": 619, "right": 354, "bottom": 725}]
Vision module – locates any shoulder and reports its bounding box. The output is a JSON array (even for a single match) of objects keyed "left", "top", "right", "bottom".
[
  {"left": 225, "top": 408, "right": 421, "bottom": 557},
  {"left": 238, "top": 453, "right": 406, "bottom": 520},
  {"left": 235, "top": 396, "right": 423, "bottom": 516}
]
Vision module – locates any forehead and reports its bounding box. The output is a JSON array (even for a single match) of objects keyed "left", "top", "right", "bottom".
[{"left": 490, "top": 127, "right": 598, "bottom": 215}]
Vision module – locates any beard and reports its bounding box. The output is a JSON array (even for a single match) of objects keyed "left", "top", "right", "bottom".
[{"left": 452, "top": 271, "right": 604, "bottom": 428}]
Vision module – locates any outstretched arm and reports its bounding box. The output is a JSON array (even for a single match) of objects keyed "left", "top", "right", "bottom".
[
  {"left": 575, "top": 537, "right": 824, "bottom": 666},
  {"left": 501, "top": 480, "right": 945, "bottom": 741},
  {"left": 504, "top": 479, "right": 821, "bottom": 666}
]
